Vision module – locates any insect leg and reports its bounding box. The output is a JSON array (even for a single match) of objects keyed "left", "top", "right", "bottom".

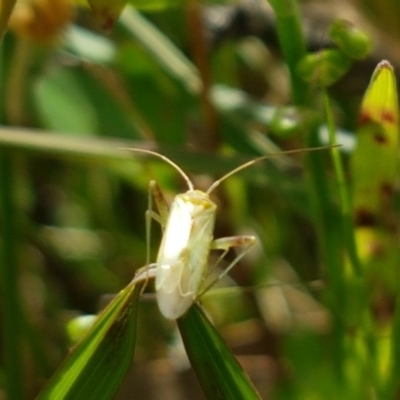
[
  {"left": 145, "top": 180, "right": 169, "bottom": 263},
  {"left": 131, "top": 263, "right": 157, "bottom": 285},
  {"left": 143, "top": 181, "right": 170, "bottom": 292},
  {"left": 198, "top": 235, "right": 256, "bottom": 296},
  {"left": 148, "top": 180, "right": 169, "bottom": 229}
]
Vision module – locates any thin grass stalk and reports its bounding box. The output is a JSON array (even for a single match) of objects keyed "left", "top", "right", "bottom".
[
  {"left": 267, "top": 0, "right": 307, "bottom": 104},
  {"left": 120, "top": 6, "right": 202, "bottom": 96},
  {"left": 269, "top": 0, "right": 348, "bottom": 383},
  {"left": 0, "top": 21, "right": 24, "bottom": 399},
  {"left": 322, "top": 91, "right": 361, "bottom": 277},
  {"left": 0, "top": 151, "right": 24, "bottom": 400},
  {"left": 186, "top": 0, "right": 219, "bottom": 150},
  {"left": 305, "top": 123, "right": 346, "bottom": 384}
]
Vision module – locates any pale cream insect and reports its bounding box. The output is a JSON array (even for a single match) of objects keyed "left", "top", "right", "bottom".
[{"left": 125, "top": 146, "right": 333, "bottom": 319}]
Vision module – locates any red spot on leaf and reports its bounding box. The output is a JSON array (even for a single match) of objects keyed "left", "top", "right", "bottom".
[
  {"left": 374, "top": 132, "right": 388, "bottom": 144},
  {"left": 381, "top": 110, "right": 397, "bottom": 124},
  {"left": 354, "top": 209, "right": 377, "bottom": 226},
  {"left": 358, "top": 112, "right": 372, "bottom": 126},
  {"left": 380, "top": 182, "right": 394, "bottom": 197},
  {"left": 371, "top": 292, "right": 396, "bottom": 323}
]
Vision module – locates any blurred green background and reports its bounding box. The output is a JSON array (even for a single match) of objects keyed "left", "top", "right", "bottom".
[{"left": 1, "top": 0, "right": 400, "bottom": 398}]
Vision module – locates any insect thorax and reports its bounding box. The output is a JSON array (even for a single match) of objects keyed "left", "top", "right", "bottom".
[{"left": 178, "top": 190, "right": 217, "bottom": 214}]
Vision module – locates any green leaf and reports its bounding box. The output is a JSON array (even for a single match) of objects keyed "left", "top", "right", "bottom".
[
  {"left": 36, "top": 278, "right": 143, "bottom": 400},
  {"left": 33, "top": 66, "right": 144, "bottom": 139},
  {"left": 329, "top": 19, "right": 372, "bottom": 60},
  {"left": 351, "top": 60, "right": 399, "bottom": 220},
  {"left": 33, "top": 69, "right": 98, "bottom": 136},
  {"left": 297, "top": 49, "right": 352, "bottom": 88},
  {"left": 177, "top": 304, "right": 261, "bottom": 400},
  {"left": 119, "top": 6, "right": 201, "bottom": 96}
]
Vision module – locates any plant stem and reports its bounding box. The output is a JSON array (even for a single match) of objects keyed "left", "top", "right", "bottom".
[
  {"left": 186, "top": 0, "right": 219, "bottom": 150},
  {"left": 305, "top": 123, "right": 346, "bottom": 383},
  {"left": 270, "top": 0, "right": 348, "bottom": 383},
  {"left": 120, "top": 6, "right": 201, "bottom": 96},
  {"left": 0, "top": 20, "right": 24, "bottom": 398},
  {"left": 268, "top": 0, "right": 307, "bottom": 105},
  {"left": 0, "top": 151, "right": 24, "bottom": 400},
  {"left": 323, "top": 91, "right": 361, "bottom": 277}
]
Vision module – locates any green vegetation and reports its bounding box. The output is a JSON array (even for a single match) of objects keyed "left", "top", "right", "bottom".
[{"left": 0, "top": 0, "right": 400, "bottom": 399}]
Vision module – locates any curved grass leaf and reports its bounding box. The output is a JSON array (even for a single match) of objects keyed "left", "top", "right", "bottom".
[
  {"left": 0, "top": 127, "right": 311, "bottom": 191},
  {"left": 177, "top": 304, "right": 261, "bottom": 400},
  {"left": 119, "top": 6, "right": 201, "bottom": 95},
  {"left": 36, "top": 277, "right": 144, "bottom": 400}
]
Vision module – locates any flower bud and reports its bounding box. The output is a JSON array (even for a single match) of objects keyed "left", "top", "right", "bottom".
[
  {"left": 297, "top": 49, "right": 351, "bottom": 88},
  {"left": 329, "top": 19, "right": 372, "bottom": 60}
]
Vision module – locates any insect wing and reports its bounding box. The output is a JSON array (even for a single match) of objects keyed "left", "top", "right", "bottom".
[
  {"left": 156, "top": 192, "right": 216, "bottom": 319},
  {"left": 156, "top": 195, "right": 192, "bottom": 290},
  {"left": 183, "top": 203, "right": 216, "bottom": 292}
]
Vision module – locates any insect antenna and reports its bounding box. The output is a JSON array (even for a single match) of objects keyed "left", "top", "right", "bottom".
[
  {"left": 121, "top": 148, "right": 195, "bottom": 191},
  {"left": 206, "top": 144, "right": 337, "bottom": 194}
]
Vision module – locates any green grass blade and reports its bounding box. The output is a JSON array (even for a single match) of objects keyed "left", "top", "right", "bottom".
[
  {"left": 322, "top": 91, "right": 361, "bottom": 277},
  {"left": 119, "top": 6, "right": 201, "bottom": 95},
  {"left": 36, "top": 278, "right": 144, "bottom": 400},
  {"left": 0, "top": 126, "right": 308, "bottom": 185},
  {"left": 268, "top": 0, "right": 307, "bottom": 105},
  {"left": 0, "top": 152, "right": 24, "bottom": 400},
  {"left": 177, "top": 304, "right": 261, "bottom": 400}
]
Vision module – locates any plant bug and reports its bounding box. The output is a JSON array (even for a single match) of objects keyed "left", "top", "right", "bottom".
[{"left": 124, "top": 145, "right": 335, "bottom": 319}]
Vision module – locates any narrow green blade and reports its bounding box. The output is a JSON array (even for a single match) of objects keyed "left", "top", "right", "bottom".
[
  {"left": 177, "top": 304, "right": 261, "bottom": 400},
  {"left": 37, "top": 278, "right": 144, "bottom": 400}
]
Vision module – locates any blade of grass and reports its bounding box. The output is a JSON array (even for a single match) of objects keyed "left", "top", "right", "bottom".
[
  {"left": 119, "top": 5, "right": 202, "bottom": 95},
  {"left": 0, "top": 126, "right": 305, "bottom": 181},
  {"left": 177, "top": 304, "right": 261, "bottom": 400},
  {"left": 0, "top": 151, "right": 24, "bottom": 400},
  {"left": 268, "top": 0, "right": 349, "bottom": 301},
  {"left": 268, "top": 1, "right": 352, "bottom": 384},
  {"left": 305, "top": 121, "right": 347, "bottom": 384},
  {"left": 268, "top": 0, "right": 307, "bottom": 105},
  {"left": 323, "top": 90, "right": 361, "bottom": 277},
  {"left": 36, "top": 274, "right": 147, "bottom": 399},
  {"left": 0, "top": 16, "right": 24, "bottom": 398}
]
